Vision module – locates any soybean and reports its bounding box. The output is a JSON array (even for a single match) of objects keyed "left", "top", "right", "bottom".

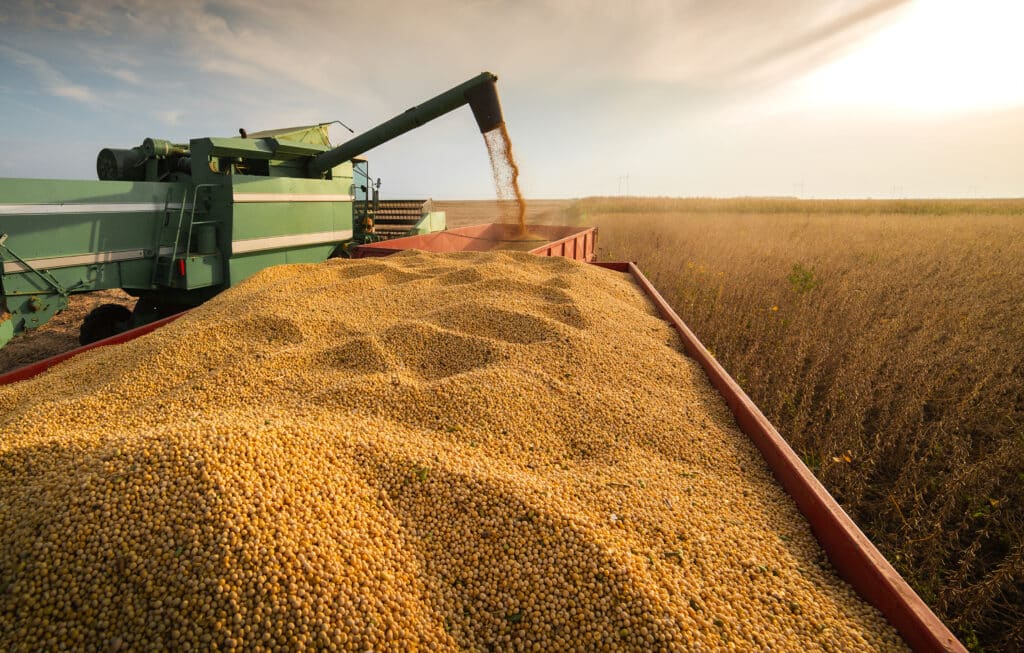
[{"left": 0, "top": 251, "right": 907, "bottom": 651}]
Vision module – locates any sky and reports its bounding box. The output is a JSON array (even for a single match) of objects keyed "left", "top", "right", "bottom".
[{"left": 0, "top": 0, "right": 1021, "bottom": 199}]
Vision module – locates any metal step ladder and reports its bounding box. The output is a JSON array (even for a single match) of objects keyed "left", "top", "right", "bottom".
[{"left": 151, "top": 185, "right": 218, "bottom": 286}]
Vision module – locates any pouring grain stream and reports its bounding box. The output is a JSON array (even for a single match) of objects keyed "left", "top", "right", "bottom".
[{"left": 484, "top": 123, "right": 529, "bottom": 236}]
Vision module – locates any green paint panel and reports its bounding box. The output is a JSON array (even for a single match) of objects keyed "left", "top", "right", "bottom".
[
  {"left": 4, "top": 215, "right": 156, "bottom": 260},
  {"left": 0, "top": 317, "right": 12, "bottom": 349},
  {"left": 229, "top": 175, "right": 353, "bottom": 242},
  {"left": 230, "top": 171, "right": 353, "bottom": 194},
  {"left": 0, "top": 178, "right": 189, "bottom": 261},
  {"left": 413, "top": 211, "right": 447, "bottom": 235},
  {"left": 285, "top": 245, "right": 337, "bottom": 264},
  {"left": 3, "top": 292, "right": 68, "bottom": 333},
  {"left": 232, "top": 203, "right": 350, "bottom": 240},
  {"left": 3, "top": 261, "right": 121, "bottom": 296},
  {"left": 184, "top": 255, "right": 223, "bottom": 289},
  {"left": 118, "top": 259, "right": 155, "bottom": 289},
  {"left": 0, "top": 178, "right": 188, "bottom": 204}
]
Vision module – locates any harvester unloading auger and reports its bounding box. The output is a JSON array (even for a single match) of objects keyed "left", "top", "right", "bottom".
[{"left": 0, "top": 72, "right": 504, "bottom": 348}]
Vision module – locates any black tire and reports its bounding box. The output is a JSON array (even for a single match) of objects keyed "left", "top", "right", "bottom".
[{"left": 79, "top": 304, "right": 133, "bottom": 345}]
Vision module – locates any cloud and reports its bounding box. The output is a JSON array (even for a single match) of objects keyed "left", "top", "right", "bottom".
[
  {"left": 0, "top": 0, "right": 116, "bottom": 35},
  {"left": 51, "top": 84, "right": 99, "bottom": 103},
  {"left": 1, "top": 1, "right": 910, "bottom": 102},
  {"left": 707, "top": 0, "right": 910, "bottom": 84},
  {"left": 108, "top": 68, "right": 141, "bottom": 85},
  {"left": 0, "top": 42, "right": 102, "bottom": 106},
  {"left": 156, "top": 110, "right": 184, "bottom": 126},
  {"left": 3, "top": 0, "right": 952, "bottom": 198}
]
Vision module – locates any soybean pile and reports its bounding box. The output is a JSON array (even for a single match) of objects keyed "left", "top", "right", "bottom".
[{"left": 0, "top": 251, "right": 906, "bottom": 651}]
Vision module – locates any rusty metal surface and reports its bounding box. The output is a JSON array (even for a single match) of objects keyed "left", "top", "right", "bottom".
[{"left": 593, "top": 261, "right": 964, "bottom": 653}]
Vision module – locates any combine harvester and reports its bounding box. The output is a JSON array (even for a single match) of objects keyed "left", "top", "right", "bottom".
[
  {"left": 0, "top": 73, "right": 505, "bottom": 347},
  {"left": 0, "top": 73, "right": 961, "bottom": 652}
]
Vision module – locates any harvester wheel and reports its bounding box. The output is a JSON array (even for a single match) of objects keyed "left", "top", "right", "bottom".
[{"left": 79, "top": 304, "right": 133, "bottom": 345}]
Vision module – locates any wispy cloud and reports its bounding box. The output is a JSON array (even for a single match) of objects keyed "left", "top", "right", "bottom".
[
  {"left": 710, "top": 0, "right": 910, "bottom": 84},
  {"left": 1, "top": 0, "right": 114, "bottom": 36},
  {"left": 50, "top": 84, "right": 99, "bottom": 103},
  {"left": 1, "top": 1, "right": 911, "bottom": 103},
  {"left": 108, "top": 68, "right": 141, "bottom": 85},
  {"left": 0, "top": 42, "right": 102, "bottom": 106},
  {"left": 156, "top": 110, "right": 184, "bottom": 126}
]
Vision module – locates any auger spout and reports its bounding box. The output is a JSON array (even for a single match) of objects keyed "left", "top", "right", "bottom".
[{"left": 309, "top": 71, "right": 502, "bottom": 176}]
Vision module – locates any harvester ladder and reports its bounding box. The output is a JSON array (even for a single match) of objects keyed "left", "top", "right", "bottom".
[
  {"left": 150, "top": 188, "right": 188, "bottom": 287},
  {"left": 151, "top": 185, "right": 216, "bottom": 286},
  {"left": 183, "top": 184, "right": 219, "bottom": 264}
]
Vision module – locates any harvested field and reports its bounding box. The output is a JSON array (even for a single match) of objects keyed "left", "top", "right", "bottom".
[
  {"left": 0, "top": 251, "right": 904, "bottom": 651},
  {"left": 0, "top": 290, "right": 135, "bottom": 375}
]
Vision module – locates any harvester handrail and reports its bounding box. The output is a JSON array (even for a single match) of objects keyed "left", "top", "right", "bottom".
[{"left": 184, "top": 183, "right": 217, "bottom": 258}]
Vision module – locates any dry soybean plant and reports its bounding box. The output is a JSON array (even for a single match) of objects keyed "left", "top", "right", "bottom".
[{"left": 584, "top": 197, "right": 1024, "bottom": 652}]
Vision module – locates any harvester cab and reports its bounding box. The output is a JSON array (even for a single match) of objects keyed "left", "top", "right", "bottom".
[{"left": 0, "top": 71, "right": 504, "bottom": 349}]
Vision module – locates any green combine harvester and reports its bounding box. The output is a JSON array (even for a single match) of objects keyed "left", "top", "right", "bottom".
[{"left": 0, "top": 72, "right": 503, "bottom": 348}]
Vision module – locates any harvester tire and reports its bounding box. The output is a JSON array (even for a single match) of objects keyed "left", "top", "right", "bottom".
[{"left": 79, "top": 304, "right": 133, "bottom": 345}]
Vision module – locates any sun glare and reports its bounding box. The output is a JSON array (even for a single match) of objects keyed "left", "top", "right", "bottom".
[{"left": 795, "top": 0, "right": 1024, "bottom": 114}]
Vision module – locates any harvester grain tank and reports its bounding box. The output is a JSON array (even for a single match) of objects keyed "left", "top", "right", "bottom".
[{"left": 0, "top": 72, "right": 504, "bottom": 348}]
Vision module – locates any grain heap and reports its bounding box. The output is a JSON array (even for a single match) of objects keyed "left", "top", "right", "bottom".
[{"left": 0, "top": 251, "right": 906, "bottom": 651}]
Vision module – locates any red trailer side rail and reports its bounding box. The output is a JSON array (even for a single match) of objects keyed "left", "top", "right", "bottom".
[{"left": 528, "top": 226, "right": 596, "bottom": 260}]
